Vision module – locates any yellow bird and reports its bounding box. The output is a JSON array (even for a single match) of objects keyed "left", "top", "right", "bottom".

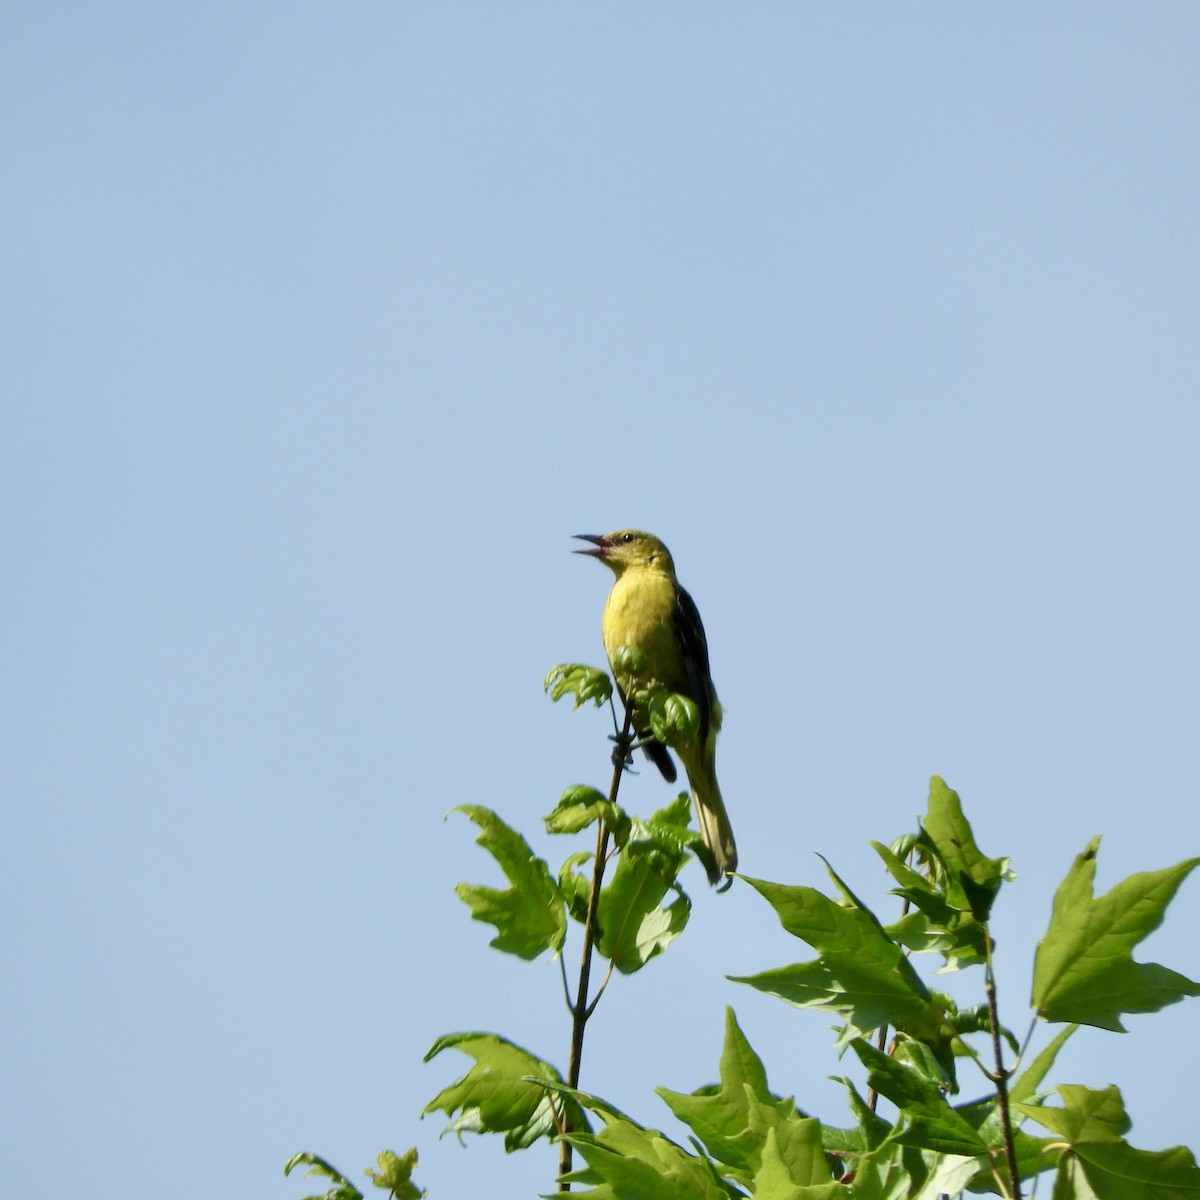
[{"left": 575, "top": 530, "right": 737, "bottom": 886}]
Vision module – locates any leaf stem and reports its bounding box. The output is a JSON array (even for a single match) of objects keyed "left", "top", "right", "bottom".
[{"left": 557, "top": 705, "right": 634, "bottom": 1192}]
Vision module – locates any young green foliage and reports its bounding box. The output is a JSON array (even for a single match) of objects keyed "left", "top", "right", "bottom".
[
  {"left": 364, "top": 1150, "right": 425, "bottom": 1200},
  {"left": 545, "top": 785, "right": 631, "bottom": 842},
  {"left": 423, "top": 1033, "right": 587, "bottom": 1151},
  {"left": 293, "top": 710, "right": 1200, "bottom": 1200},
  {"left": 1019, "top": 1085, "right": 1200, "bottom": 1198},
  {"left": 1032, "top": 838, "right": 1200, "bottom": 1030},
  {"left": 849, "top": 1039, "right": 988, "bottom": 1157},
  {"left": 873, "top": 777, "right": 1012, "bottom": 971},
  {"left": 545, "top": 663, "right": 614, "bottom": 709},
  {"left": 645, "top": 689, "right": 702, "bottom": 750},
  {"left": 920, "top": 777, "right": 1011, "bottom": 923},
  {"left": 451, "top": 805, "right": 566, "bottom": 961},
  {"left": 548, "top": 1086, "right": 736, "bottom": 1200},
  {"left": 546, "top": 789, "right": 696, "bottom": 971},
  {"left": 732, "top": 865, "right": 956, "bottom": 1079},
  {"left": 595, "top": 808, "right": 693, "bottom": 972},
  {"left": 283, "top": 1153, "right": 364, "bottom": 1200},
  {"left": 656, "top": 1008, "right": 837, "bottom": 1193},
  {"left": 283, "top": 1150, "right": 425, "bottom": 1200}
]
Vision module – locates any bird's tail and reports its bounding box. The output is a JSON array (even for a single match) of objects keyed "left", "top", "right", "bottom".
[{"left": 684, "top": 745, "right": 737, "bottom": 886}]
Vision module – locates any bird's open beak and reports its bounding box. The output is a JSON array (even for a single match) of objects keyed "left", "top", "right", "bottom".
[{"left": 573, "top": 534, "right": 610, "bottom": 558}]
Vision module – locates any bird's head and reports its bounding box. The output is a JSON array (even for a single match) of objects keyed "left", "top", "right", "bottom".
[{"left": 573, "top": 530, "right": 675, "bottom": 577}]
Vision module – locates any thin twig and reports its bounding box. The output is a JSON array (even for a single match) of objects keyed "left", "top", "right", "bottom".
[
  {"left": 557, "top": 705, "right": 634, "bottom": 1192},
  {"left": 585, "top": 961, "right": 616, "bottom": 1020},
  {"left": 558, "top": 951, "right": 574, "bottom": 1013},
  {"left": 984, "top": 929, "right": 1022, "bottom": 1200}
]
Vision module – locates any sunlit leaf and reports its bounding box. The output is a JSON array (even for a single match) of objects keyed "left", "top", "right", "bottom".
[
  {"left": 283, "top": 1153, "right": 363, "bottom": 1200},
  {"left": 921, "top": 776, "right": 1012, "bottom": 922},
  {"left": 826, "top": 1076, "right": 891, "bottom": 1156},
  {"left": 1018, "top": 1084, "right": 1130, "bottom": 1144},
  {"left": 547, "top": 1084, "right": 731, "bottom": 1199},
  {"left": 452, "top": 806, "right": 566, "bottom": 960},
  {"left": 544, "top": 663, "right": 613, "bottom": 709},
  {"left": 1008, "top": 1025, "right": 1077, "bottom": 1105},
  {"left": 850, "top": 1039, "right": 988, "bottom": 1156},
  {"left": 1021, "top": 1086, "right": 1200, "bottom": 1199},
  {"left": 646, "top": 690, "right": 701, "bottom": 749},
  {"left": 851, "top": 1142, "right": 981, "bottom": 1200},
  {"left": 657, "top": 1009, "right": 822, "bottom": 1187},
  {"left": 739, "top": 872, "right": 954, "bottom": 1072},
  {"left": 558, "top": 850, "right": 593, "bottom": 924},
  {"left": 364, "top": 1148, "right": 424, "bottom": 1199},
  {"left": 750, "top": 1124, "right": 844, "bottom": 1199},
  {"left": 597, "top": 846, "right": 690, "bottom": 973},
  {"left": 423, "top": 1032, "right": 583, "bottom": 1151},
  {"left": 1071, "top": 1140, "right": 1200, "bottom": 1199},
  {"left": 545, "top": 786, "right": 631, "bottom": 844},
  {"left": 1032, "top": 840, "right": 1200, "bottom": 1029},
  {"left": 595, "top": 803, "right": 694, "bottom": 972}
]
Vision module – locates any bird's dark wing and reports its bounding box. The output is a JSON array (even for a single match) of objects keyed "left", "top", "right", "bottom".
[{"left": 673, "top": 584, "right": 713, "bottom": 743}]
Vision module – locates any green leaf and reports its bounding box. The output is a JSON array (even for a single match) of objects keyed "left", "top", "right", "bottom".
[
  {"left": 364, "top": 1149, "right": 425, "bottom": 1199},
  {"left": 873, "top": 845, "right": 990, "bottom": 971},
  {"left": 851, "top": 1142, "right": 982, "bottom": 1200},
  {"left": 646, "top": 690, "right": 701, "bottom": 749},
  {"left": 549, "top": 1085, "right": 734, "bottom": 1199},
  {"left": 740, "top": 873, "right": 952, "bottom": 1069},
  {"left": 610, "top": 644, "right": 650, "bottom": 678},
  {"left": 826, "top": 1076, "right": 892, "bottom": 1155},
  {"left": 545, "top": 785, "right": 610, "bottom": 834},
  {"left": 750, "top": 1124, "right": 844, "bottom": 1199},
  {"left": 646, "top": 790, "right": 696, "bottom": 838},
  {"left": 452, "top": 806, "right": 566, "bottom": 961},
  {"left": 948, "top": 1003, "right": 1019, "bottom": 1056},
  {"left": 894, "top": 1036, "right": 954, "bottom": 1091},
  {"left": 1072, "top": 1140, "right": 1200, "bottom": 1199},
  {"left": 423, "top": 1032, "right": 583, "bottom": 1151},
  {"left": 1032, "top": 840, "right": 1200, "bottom": 1029},
  {"left": 1021, "top": 1086, "right": 1200, "bottom": 1199},
  {"left": 596, "top": 808, "right": 693, "bottom": 973},
  {"left": 545, "top": 785, "right": 632, "bottom": 844},
  {"left": 558, "top": 850, "right": 593, "bottom": 924},
  {"left": 657, "top": 1009, "right": 827, "bottom": 1187},
  {"left": 849, "top": 1039, "right": 988, "bottom": 1156},
  {"left": 544, "top": 663, "right": 613, "bottom": 709},
  {"left": 729, "top": 960, "right": 848, "bottom": 1015},
  {"left": 953, "top": 1098, "right": 1057, "bottom": 1195},
  {"left": 1018, "top": 1084, "right": 1130, "bottom": 1144},
  {"left": 283, "top": 1153, "right": 364, "bottom": 1200},
  {"left": 597, "top": 852, "right": 690, "bottom": 973},
  {"left": 921, "top": 776, "right": 1011, "bottom": 922},
  {"left": 1008, "top": 1025, "right": 1077, "bottom": 1105}
]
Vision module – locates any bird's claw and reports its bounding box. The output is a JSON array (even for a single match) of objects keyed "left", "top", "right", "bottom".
[{"left": 607, "top": 731, "right": 637, "bottom": 773}]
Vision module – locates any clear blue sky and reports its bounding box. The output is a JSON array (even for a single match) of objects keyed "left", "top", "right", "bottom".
[{"left": 4, "top": 6, "right": 1198, "bottom": 1197}]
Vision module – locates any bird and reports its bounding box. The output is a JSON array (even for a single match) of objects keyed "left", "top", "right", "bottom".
[{"left": 574, "top": 530, "right": 737, "bottom": 886}]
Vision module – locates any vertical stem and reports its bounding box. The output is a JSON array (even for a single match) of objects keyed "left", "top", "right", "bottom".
[
  {"left": 984, "top": 930, "right": 1022, "bottom": 1200},
  {"left": 557, "top": 706, "right": 634, "bottom": 1192}
]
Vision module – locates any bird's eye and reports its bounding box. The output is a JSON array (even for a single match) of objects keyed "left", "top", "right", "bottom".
[{"left": 621, "top": 533, "right": 635, "bottom": 544}]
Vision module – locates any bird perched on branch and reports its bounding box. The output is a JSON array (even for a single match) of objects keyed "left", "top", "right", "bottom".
[{"left": 574, "top": 530, "right": 737, "bottom": 886}]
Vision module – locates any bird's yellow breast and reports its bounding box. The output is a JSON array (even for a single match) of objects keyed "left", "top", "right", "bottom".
[{"left": 601, "top": 569, "right": 689, "bottom": 694}]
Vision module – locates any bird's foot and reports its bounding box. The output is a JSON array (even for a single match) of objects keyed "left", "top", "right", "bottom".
[{"left": 607, "top": 731, "right": 637, "bottom": 773}]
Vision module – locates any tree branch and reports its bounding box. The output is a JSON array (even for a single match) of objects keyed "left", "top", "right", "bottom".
[{"left": 557, "top": 705, "right": 634, "bottom": 1192}]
